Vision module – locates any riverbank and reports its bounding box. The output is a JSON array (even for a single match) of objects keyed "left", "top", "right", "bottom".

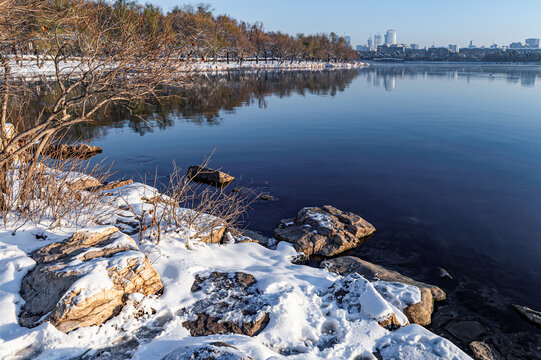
[
  {"left": 0, "top": 166, "right": 470, "bottom": 359},
  {"left": 4, "top": 57, "right": 369, "bottom": 80}
]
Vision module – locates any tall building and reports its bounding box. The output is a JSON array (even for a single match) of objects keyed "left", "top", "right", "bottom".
[
  {"left": 374, "top": 34, "right": 383, "bottom": 48},
  {"left": 449, "top": 44, "right": 458, "bottom": 52},
  {"left": 410, "top": 44, "right": 420, "bottom": 50},
  {"left": 367, "top": 38, "right": 373, "bottom": 48},
  {"left": 525, "top": 38, "right": 540, "bottom": 48},
  {"left": 384, "top": 29, "right": 397, "bottom": 45},
  {"left": 344, "top": 36, "right": 351, "bottom": 47}
]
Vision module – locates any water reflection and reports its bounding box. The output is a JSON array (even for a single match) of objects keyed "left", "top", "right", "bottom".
[{"left": 359, "top": 63, "right": 540, "bottom": 91}]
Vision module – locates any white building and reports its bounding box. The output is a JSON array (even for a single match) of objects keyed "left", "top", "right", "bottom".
[{"left": 384, "top": 29, "right": 397, "bottom": 45}]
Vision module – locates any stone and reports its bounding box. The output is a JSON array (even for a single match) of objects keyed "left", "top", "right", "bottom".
[
  {"left": 323, "top": 256, "right": 446, "bottom": 326},
  {"left": 86, "top": 179, "right": 134, "bottom": 192},
  {"left": 469, "top": 341, "right": 504, "bottom": 360},
  {"left": 237, "top": 229, "right": 270, "bottom": 246},
  {"left": 42, "top": 143, "right": 102, "bottom": 159},
  {"left": 66, "top": 177, "right": 102, "bottom": 191},
  {"left": 162, "top": 342, "right": 253, "bottom": 360},
  {"left": 402, "top": 288, "right": 434, "bottom": 326},
  {"left": 19, "top": 226, "right": 163, "bottom": 333},
  {"left": 512, "top": 304, "right": 541, "bottom": 328},
  {"left": 182, "top": 272, "right": 269, "bottom": 337},
  {"left": 323, "top": 256, "right": 446, "bottom": 301},
  {"left": 273, "top": 206, "right": 376, "bottom": 257},
  {"left": 197, "top": 225, "right": 226, "bottom": 244},
  {"left": 258, "top": 194, "right": 276, "bottom": 201},
  {"left": 186, "top": 165, "right": 235, "bottom": 187},
  {"left": 445, "top": 320, "right": 488, "bottom": 344}
]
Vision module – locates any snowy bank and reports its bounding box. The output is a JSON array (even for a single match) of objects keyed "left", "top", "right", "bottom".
[{"left": 0, "top": 175, "right": 470, "bottom": 359}]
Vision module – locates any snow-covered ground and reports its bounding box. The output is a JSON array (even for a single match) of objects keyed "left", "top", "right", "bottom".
[
  {"left": 0, "top": 174, "right": 470, "bottom": 359},
  {"left": 3, "top": 57, "right": 368, "bottom": 80}
]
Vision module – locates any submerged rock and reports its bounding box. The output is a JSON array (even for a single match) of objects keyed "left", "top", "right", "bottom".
[
  {"left": 186, "top": 165, "right": 235, "bottom": 187},
  {"left": 469, "top": 341, "right": 504, "bottom": 360},
  {"left": 445, "top": 320, "right": 488, "bottom": 344},
  {"left": 323, "top": 256, "right": 446, "bottom": 326},
  {"left": 512, "top": 304, "right": 541, "bottom": 328},
  {"left": 162, "top": 342, "right": 253, "bottom": 360},
  {"left": 182, "top": 272, "right": 269, "bottom": 337},
  {"left": 273, "top": 206, "right": 376, "bottom": 257},
  {"left": 19, "top": 226, "right": 163, "bottom": 333}
]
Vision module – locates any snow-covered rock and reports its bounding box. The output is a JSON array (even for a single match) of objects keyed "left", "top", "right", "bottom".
[
  {"left": 19, "top": 226, "right": 163, "bottom": 333},
  {"left": 274, "top": 205, "right": 376, "bottom": 257}
]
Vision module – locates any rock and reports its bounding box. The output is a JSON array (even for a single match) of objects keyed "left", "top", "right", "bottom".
[
  {"left": 237, "top": 229, "right": 270, "bottom": 246},
  {"left": 186, "top": 165, "right": 235, "bottom": 187},
  {"left": 162, "top": 342, "right": 253, "bottom": 360},
  {"left": 43, "top": 143, "right": 103, "bottom": 159},
  {"left": 66, "top": 176, "right": 102, "bottom": 191},
  {"left": 469, "top": 341, "right": 504, "bottom": 360},
  {"left": 86, "top": 179, "right": 134, "bottom": 192},
  {"left": 182, "top": 272, "right": 269, "bottom": 337},
  {"left": 197, "top": 225, "right": 226, "bottom": 244},
  {"left": 273, "top": 206, "right": 376, "bottom": 257},
  {"left": 19, "top": 226, "right": 163, "bottom": 333},
  {"left": 258, "top": 194, "right": 276, "bottom": 201},
  {"left": 402, "top": 288, "right": 434, "bottom": 326},
  {"left": 437, "top": 267, "right": 453, "bottom": 280},
  {"left": 322, "top": 256, "right": 446, "bottom": 301},
  {"left": 512, "top": 304, "right": 541, "bottom": 328},
  {"left": 323, "top": 256, "right": 446, "bottom": 326},
  {"left": 445, "top": 320, "right": 488, "bottom": 344}
]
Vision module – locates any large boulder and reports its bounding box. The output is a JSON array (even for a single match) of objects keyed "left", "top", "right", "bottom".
[
  {"left": 186, "top": 165, "right": 235, "bottom": 187},
  {"left": 19, "top": 226, "right": 163, "bottom": 333},
  {"left": 323, "top": 256, "right": 446, "bottom": 326},
  {"left": 512, "top": 304, "right": 541, "bottom": 328},
  {"left": 273, "top": 206, "right": 376, "bottom": 257},
  {"left": 182, "top": 272, "right": 269, "bottom": 337}
]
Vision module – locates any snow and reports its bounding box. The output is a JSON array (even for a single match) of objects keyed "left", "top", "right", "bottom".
[
  {"left": 0, "top": 175, "right": 471, "bottom": 360},
  {"left": 3, "top": 57, "right": 369, "bottom": 80}
]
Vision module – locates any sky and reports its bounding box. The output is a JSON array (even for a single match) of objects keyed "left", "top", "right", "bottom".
[{"left": 142, "top": 0, "right": 541, "bottom": 48}]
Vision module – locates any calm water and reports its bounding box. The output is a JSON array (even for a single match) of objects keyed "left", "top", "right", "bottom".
[{"left": 80, "top": 64, "right": 541, "bottom": 314}]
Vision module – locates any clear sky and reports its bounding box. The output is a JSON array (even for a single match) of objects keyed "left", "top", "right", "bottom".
[{"left": 143, "top": 0, "right": 541, "bottom": 48}]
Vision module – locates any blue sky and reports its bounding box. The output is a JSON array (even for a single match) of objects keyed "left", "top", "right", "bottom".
[{"left": 143, "top": 0, "right": 541, "bottom": 48}]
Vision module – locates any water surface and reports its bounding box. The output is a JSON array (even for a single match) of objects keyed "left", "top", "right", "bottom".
[{"left": 78, "top": 64, "right": 541, "bottom": 315}]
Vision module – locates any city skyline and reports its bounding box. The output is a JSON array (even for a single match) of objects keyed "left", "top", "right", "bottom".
[{"left": 142, "top": 0, "right": 541, "bottom": 48}]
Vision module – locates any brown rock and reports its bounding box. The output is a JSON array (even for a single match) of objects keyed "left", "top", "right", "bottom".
[
  {"left": 378, "top": 313, "right": 402, "bottom": 330},
  {"left": 197, "top": 225, "right": 226, "bottom": 244},
  {"left": 403, "top": 288, "right": 434, "bottom": 326},
  {"left": 469, "top": 341, "right": 503, "bottom": 360},
  {"left": 43, "top": 143, "right": 102, "bottom": 159},
  {"left": 186, "top": 165, "right": 235, "bottom": 187},
  {"left": 162, "top": 342, "right": 253, "bottom": 360},
  {"left": 19, "top": 227, "right": 163, "bottom": 333},
  {"left": 67, "top": 177, "right": 102, "bottom": 192},
  {"left": 273, "top": 206, "right": 376, "bottom": 257}
]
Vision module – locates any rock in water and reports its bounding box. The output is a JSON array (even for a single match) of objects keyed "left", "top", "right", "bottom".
[
  {"left": 273, "top": 206, "right": 376, "bottom": 257},
  {"left": 19, "top": 226, "right": 163, "bottom": 333},
  {"left": 182, "top": 272, "right": 269, "bottom": 337},
  {"left": 323, "top": 256, "right": 446, "bottom": 326},
  {"left": 469, "top": 341, "right": 504, "bottom": 360},
  {"left": 186, "top": 165, "right": 235, "bottom": 187},
  {"left": 512, "top": 304, "right": 541, "bottom": 328},
  {"left": 43, "top": 143, "right": 102, "bottom": 159}
]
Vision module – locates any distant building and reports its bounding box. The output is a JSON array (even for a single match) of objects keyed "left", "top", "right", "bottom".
[
  {"left": 344, "top": 36, "right": 352, "bottom": 47},
  {"left": 374, "top": 34, "right": 383, "bottom": 48},
  {"left": 384, "top": 29, "right": 397, "bottom": 45},
  {"left": 490, "top": 44, "right": 498, "bottom": 49},
  {"left": 356, "top": 45, "right": 370, "bottom": 52},
  {"left": 448, "top": 44, "right": 458, "bottom": 52},
  {"left": 410, "top": 43, "right": 420, "bottom": 50},
  {"left": 468, "top": 40, "right": 475, "bottom": 48},
  {"left": 367, "top": 38, "right": 373, "bottom": 48},
  {"left": 509, "top": 42, "right": 523, "bottom": 49},
  {"left": 525, "top": 38, "right": 540, "bottom": 48}
]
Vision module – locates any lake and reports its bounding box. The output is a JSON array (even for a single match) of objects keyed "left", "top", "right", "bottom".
[{"left": 79, "top": 64, "right": 541, "bottom": 341}]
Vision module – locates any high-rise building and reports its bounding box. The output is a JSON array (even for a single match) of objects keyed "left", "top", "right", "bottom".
[
  {"left": 344, "top": 36, "right": 351, "bottom": 47},
  {"left": 374, "top": 34, "right": 383, "bottom": 48},
  {"left": 384, "top": 29, "right": 397, "bottom": 45},
  {"left": 367, "top": 38, "right": 373, "bottom": 48},
  {"left": 449, "top": 44, "right": 458, "bottom": 52},
  {"left": 525, "top": 38, "right": 540, "bottom": 48},
  {"left": 510, "top": 42, "right": 523, "bottom": 49},
  {"left": 410, "top": 44, "right": 419, "bottom": 50}
]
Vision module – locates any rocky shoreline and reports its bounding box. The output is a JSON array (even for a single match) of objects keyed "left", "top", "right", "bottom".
[{"left": 0, "top": 166, "right": 539, "bottom": 359}]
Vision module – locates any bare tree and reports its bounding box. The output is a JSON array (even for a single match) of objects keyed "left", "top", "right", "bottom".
[{"left": 0, "top": 1, "right": 185, "bottom": 177}]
